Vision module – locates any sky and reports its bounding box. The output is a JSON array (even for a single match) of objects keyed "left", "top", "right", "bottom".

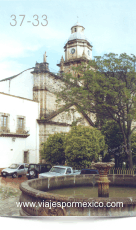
[{"left": 0, "top": 0, "right": 136, "bottom": 79}]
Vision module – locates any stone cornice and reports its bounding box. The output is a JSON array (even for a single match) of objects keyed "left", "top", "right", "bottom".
[
  {"left": 31, "top": 68, "right": 61, "bottom": 80},
  {"left": 0, "top": 132, "right": 30, "bottom": 138},
  {"left": 37, "top": 104, "right": 73, "bottom": 126},
  {"left": 43, "top": 104, "right": 73, "bottom": 120},
  {"left": 37, "top": 120, "right": 71, "bottom": 127},
  {"left": 64, "top": 39, "right": 92, "bottom": 49},
  {"left": 57, "top": 57, "right": 90, "bottom": 67}
]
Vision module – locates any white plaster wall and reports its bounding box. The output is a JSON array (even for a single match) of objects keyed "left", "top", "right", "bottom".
[
  {"left": 0, "top": 93, "right": 39, "bottom": 168},
  {"left": 0, "top": 80, "right": 9, "bottom": 94},
  {"left": 71, "top": 27, "right": 84, "bottom": 33},
  {"left": 0, "top": 68, "right": 34, "bottom": 100}
]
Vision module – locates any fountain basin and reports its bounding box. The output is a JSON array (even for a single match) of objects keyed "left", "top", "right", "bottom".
[
  {"left": 19, "top": 174, "right": 136, "bottom": 216},
  {"left": 47, "top": 185, "right": 136, "bottom": 198}
]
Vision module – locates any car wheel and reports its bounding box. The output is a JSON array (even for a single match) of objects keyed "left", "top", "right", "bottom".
[
  {"left": 12, "top": 173, "right": 17, "bottom": 178},
  {"left": 29, "top": 169, "right": 37, "bottom": 178}
]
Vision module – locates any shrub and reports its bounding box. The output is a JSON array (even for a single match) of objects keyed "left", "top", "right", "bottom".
[
  {"left": 41, "top": 132, "right": 65, "bottom": 165},
  {"left": 64, "top": 125, "right": 105, "bottom": 168}
]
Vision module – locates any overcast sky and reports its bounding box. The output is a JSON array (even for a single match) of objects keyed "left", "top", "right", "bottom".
[{"left": 0, "top": 0, "right": 136, "bottom": 79}]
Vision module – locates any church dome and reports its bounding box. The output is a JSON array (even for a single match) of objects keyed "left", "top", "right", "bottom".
[
  {"left": 68, "top": 32, "right": 88, "bottom": 41},
  {"left": 68, "top": 22, "right": 89, "bottom": 42},
  {"left": 71, "top": 21, "right": 84, "bottom": 28}
]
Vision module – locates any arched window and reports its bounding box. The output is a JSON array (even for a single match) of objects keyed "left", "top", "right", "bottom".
[{"left": 75, "top": 28, "right": 77, "bottom": 32}]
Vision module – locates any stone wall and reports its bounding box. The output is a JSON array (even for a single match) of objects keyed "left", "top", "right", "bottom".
[
  {"left": 39, "top": 123, "right": 71, "bottom": 144},
  {"left": 32, "top": 61, "right": 96, "bottom": 162}
]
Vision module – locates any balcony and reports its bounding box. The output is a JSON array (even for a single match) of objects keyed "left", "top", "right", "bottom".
[{"left": 0, "top": 128, "right": 30, "bottom": 138}]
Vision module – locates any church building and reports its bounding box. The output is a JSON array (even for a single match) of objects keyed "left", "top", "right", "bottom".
[{"left": 0, "top": 22, "right": 95, "bottom": 167}]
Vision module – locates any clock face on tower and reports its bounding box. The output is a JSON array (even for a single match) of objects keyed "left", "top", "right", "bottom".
[{"left": 71, "top": 48, "right": 75, "bottom": 54}]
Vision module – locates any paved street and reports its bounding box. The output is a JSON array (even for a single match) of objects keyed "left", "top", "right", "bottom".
[{"left": 0, "top": 176, "right": 27, "bottom": 216}]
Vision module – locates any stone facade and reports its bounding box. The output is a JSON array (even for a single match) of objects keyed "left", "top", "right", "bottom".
[
  {"left": 31, "top": 22, "right": 95, "bottom": 162},
  {"left": 32, "top": 61, "right": 94, "bottom": 161},
  {"left": 0, "top": 22, "right": 95, "bottom": 164}
]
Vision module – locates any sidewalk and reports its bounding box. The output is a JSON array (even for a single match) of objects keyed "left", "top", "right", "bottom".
[
  {"left": 0, "top": 176, "right": 26, "bottom": 216},
  {"left": 0, "top": 196, "right": 20, "bottom": 216}
]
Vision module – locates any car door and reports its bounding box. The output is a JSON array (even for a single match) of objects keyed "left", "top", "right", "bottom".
[
  {"left": 24, "top": 164, "right": 29, "bottom": 174},
  {"left": 18, "top": 165, "right": 25, "bottom": 175},
  {"left": 41, "top": 165, "right": 47, "bottom": 173}
]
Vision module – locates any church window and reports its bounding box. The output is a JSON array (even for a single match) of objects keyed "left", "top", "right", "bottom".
[{"left": 74, "top": 28, "right": 77, "bottom": 32}]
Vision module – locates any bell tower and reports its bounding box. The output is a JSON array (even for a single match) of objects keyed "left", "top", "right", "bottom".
[{"left": 57, "top": 22, "right": 93, "bottom": 73}]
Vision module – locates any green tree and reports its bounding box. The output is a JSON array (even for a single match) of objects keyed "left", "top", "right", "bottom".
[
  {"left": 64, "top": 125, "right": 105, "bottom": 168},
  {"left": 131, "top": 132, "right": 136, "bottom": 166},
  {"left": 57, "top": 53, "right": 136, "bottom": 168},
  {"left": 41, "top": 132, "right": 65, "bottom": 165},
  {"left": 101, "top": 120, "right": 126, "bottom": 167}
]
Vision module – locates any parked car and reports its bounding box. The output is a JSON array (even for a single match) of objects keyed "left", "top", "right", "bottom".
[
  {"left": 26, "top": 163, "right": 52, "bottom": 179},
  {"left": 80, "top": 169, "right": 99, "bottom": 174},
  {"left": 1, "top": 163, "right": 29, "bottom": 178},
  {"left": 38, "top": 165, "right": 81, "bottom": 178}
]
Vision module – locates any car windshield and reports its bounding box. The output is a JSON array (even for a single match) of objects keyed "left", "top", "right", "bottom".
[
  {"left": 9, "top": 164, "right": 19, "bottom": 169},
  {"left": 25, "top": 164, "right": 29, "bottom": 168},
  {"left": 50, "top": 167, "right": 65, "bottom": 174},
  {"left": 29, "top": 164, "right": 39, "bottom": 171},
  {"left": 29, "top": 165, "right": 35, "bottom": 169}
]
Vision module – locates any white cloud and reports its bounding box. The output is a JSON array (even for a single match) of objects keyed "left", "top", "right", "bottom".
[
  {"left": 0, "top": 23, "right": 67, "bottom": 62},
  {"left": 0, "top": 39, "right": 24, "bottom": 60},
  {"left": 0, "top": 61, "right": 25, "bottom": 80},
  {"left": 0, "top": 35, "right": 41, "bottom": 61}
]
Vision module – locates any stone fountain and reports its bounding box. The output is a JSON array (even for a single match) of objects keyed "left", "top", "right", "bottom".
[
  {"left": 91, "top": 162, "right": 115, "bottom": 197},
  {"left": 19, "top": 161, "right": 136, "bottom": 216}
]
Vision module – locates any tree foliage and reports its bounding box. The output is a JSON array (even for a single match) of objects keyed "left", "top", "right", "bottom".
[
  {"left": 131, "top": 132, "right": 136, "bottom": 166},
  {"left": 41, "top": 132, "right": 65, "bottom": 165},
  {"left": 57, "top": 53, "right": 136, "bottom": 168},
  {"left": 64, "top": 125, "right": 105, "bottom": 168},
  {"left": 101, "top": 120, "right": 136, "bottom": 168},
  {"left": 101, "top": 120, "right": 127, "bottom": 167}
]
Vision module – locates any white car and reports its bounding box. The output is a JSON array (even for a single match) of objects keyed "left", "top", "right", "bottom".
[
  {"left": 1, "top": 163, "right": 29, "bottom": 178},
  {"left": 38, "top": 165, "right": 81, "bottom": 178}
]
